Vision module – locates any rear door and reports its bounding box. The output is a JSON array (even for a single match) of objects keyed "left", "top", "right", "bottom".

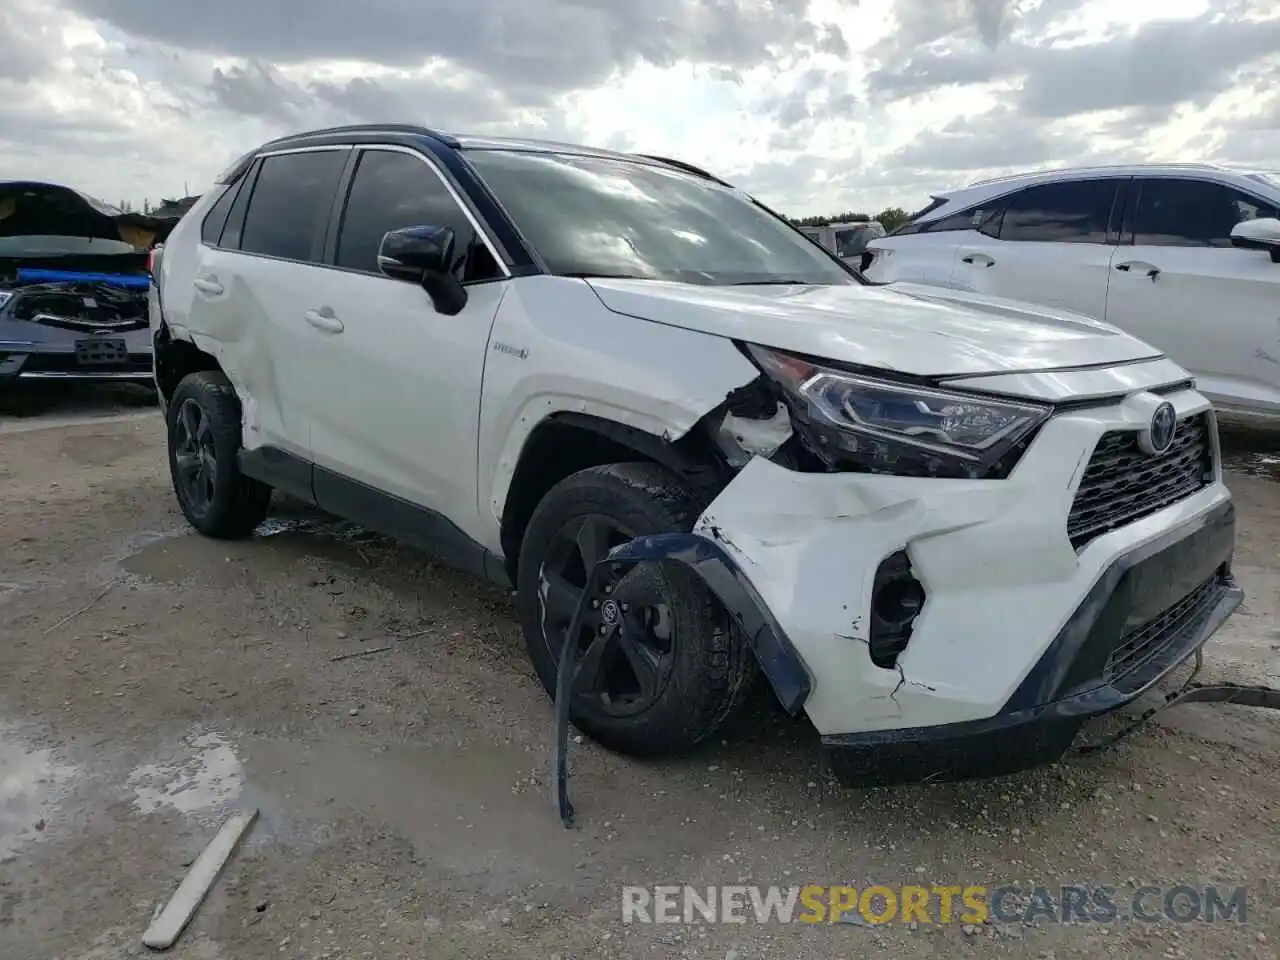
[
  {"left": 949, "top": 177, "right": 1125, "bottom": 321},
  {"left": 864, "top": 207, "right": 982, "bottom": 285},
  {"left": 1105, "top": 176, "right": 1280, "bottom": 417},
  {"left": 185, "top": 147, "right": 349, "bottom": 460}
]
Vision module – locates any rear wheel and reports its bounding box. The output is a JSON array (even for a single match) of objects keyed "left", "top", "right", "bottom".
[
  {"left": 516, "top": 462, "right": 756, "bottom": 757},
  {"left": 166, "top": 371, "right": 271, "bottom": 538}
]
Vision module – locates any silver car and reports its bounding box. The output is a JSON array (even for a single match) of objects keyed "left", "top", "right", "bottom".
[{"left": 0, "top": 181, "right": 175, "bottom": 386}]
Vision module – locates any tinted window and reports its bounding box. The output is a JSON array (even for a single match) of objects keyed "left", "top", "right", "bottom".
[
  {"left": 465, "top": 149, "right": 854, "bottom": 286},
  {"left": 891, "top": 197, "right": 948, "bottom": 235},
  {"left": 1134, "top": 178, "right": 1279, "bottom": 248},
  {"left": 921, "top": 204, "right": 1004, "bottom": 235},
  {"left": 200, "top": 181, "right": 239, "bottom": 245},
  {"left": 335, "top": 149, "right": 499, "bottom": 281},
  {"left": 220, "top": 162, "right": 258, "bottom": 250},
  {"left": 999, "top": 180, "right": 1119, "bottom": 243},
  {"left": 239, "top": 150, "right": 346, "bottom": 262}
]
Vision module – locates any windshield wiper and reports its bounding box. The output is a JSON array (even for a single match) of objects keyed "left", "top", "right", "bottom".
[
  {"left": 561, "top": 271, "right": 656, "bottom": 281},
  {"left": 724, "top": 279, "right": 822, "bottom": 286}
]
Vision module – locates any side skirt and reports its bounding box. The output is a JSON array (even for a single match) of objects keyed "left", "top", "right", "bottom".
[{"left": 237, "top": 446, "right": 511, "bottom": 589}]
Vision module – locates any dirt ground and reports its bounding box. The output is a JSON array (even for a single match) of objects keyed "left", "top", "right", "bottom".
[{"left": 1, "top": 385, "right": 1278, "bottom": 960}]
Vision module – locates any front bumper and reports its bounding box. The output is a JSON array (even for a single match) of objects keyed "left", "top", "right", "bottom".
[
  {"left": 822, "top": 499, "right": 1241, "bottom": 785},
  {"left": 683, "top": 385, "right": 1240, "bottom": 782},
  {"left": 1, "top": 326, "right": 152, "bottom": 383}
]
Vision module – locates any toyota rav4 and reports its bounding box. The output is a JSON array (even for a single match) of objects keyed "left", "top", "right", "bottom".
[{"left": 149, "top": 125, "right": 1242, "bottom": 785}]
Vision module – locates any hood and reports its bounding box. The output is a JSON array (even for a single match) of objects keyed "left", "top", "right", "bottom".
[
  {"left": 585, "top": 278, "right": 1163, "bottom": 378},
  {"left": 0, "top": 181, "right": 179, "bottom": 250}
]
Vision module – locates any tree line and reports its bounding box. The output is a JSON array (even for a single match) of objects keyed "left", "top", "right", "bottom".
[{"left": 789, "top": 207, "right": 912, "bottom": 232}]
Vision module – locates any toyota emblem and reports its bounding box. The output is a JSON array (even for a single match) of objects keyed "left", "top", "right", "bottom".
[
  {"left": 600, "top": 599, "right": 620, "bottom": 624},
  {"left": 1138, "top": 401, "right": 1178, "bottom": 456}
]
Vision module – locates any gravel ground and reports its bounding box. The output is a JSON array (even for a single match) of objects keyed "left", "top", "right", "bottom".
[{"left": 1, "top": 387, "right": 1278, "bottom": 960}]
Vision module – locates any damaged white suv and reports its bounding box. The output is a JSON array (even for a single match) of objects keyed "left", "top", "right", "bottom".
[{"left": 150, "top": 125, "right": 1242, "bottom": 786}]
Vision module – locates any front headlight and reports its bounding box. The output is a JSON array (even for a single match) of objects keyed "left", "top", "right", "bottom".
[{"left": 746, "top": 344, "right": 1051, "bottom": 478}]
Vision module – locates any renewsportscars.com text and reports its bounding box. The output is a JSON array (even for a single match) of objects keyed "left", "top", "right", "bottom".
[{"left": 621, "top": 884, "right": 1249, "bottom": 925}]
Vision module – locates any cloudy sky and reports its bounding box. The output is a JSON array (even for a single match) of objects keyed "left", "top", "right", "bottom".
[{"left": 1, "top": 0, "right": 1276, "bottom": 217}]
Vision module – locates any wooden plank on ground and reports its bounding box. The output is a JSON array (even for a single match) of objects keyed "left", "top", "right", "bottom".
[{"left": 142, "top": 808, "right": 258, "bottom": 951}]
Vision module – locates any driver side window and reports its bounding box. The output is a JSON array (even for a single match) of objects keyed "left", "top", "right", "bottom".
[
  {"left": 334, "top": 149, "right": 501, "bottom": 282},
  {"left": 1132, "top": 178, "right": 1279, "bottom": 248}
]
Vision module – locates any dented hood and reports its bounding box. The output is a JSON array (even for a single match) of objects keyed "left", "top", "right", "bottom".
[
  {"left": 0, "top": 181, "right": 178, "bottom": 250},
  {"left": 585, "top": 278, "right": 1164, "bottom": 377}
]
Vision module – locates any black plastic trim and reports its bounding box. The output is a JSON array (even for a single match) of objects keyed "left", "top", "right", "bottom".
[
  {"left": 822, "top": 578, "right": 1241, "bottom": 787},
  {"left": 1004, "top": 498, "right": 1235, "bottom": 713},
  {"left": 236, "top": 445, "right": 511, "bottom": 588},
  {"left": 606, "top": 532, "right": 811, "bottom": 713},
  {"left": 818, "top": 498, "right": 1240, "bottom": 787},
  {"left": 237, "top": 445, "right": 316, "bottom": 504},
  {"left": 422, "top": 138, "right": 541, "bottom": 275}
]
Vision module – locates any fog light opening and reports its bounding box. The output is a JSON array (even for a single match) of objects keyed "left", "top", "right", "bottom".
[{"left": 868, "top": 549, "right": 925, "bottom": 670}]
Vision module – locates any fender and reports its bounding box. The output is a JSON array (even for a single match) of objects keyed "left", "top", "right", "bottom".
[
  {"left": 475, "top": 276, "right": 760, "bottom": 535},
  {"left": 551, "top": 531, "right": 812, "bottom": 827}
]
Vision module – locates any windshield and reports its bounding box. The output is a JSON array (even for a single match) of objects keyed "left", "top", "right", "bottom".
[
  {"left": 464, "top": 149, "right": 855, "bottom": 286},
  {"left": 0, "top": 235, "right": 140, "bottom": 256}
]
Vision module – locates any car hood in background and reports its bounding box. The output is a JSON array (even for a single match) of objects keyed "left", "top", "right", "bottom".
[
  {"left": 0, "top": 181, "right": 180, "bottom": 250},
  {"left": 585, "top": 278, "right": 1164, "bottom": 378}
]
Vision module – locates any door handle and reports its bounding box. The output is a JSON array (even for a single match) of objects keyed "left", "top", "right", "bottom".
[
  {"left": 303, "top": 308, "right": 344, "bottom": 334},
  {"left": 192, "top": 277, "right": 224, "bottom": 295},
  {"left": 1115, "top": 261, "right": 1161, "bottom": 280},
  {"left": 960, "top": 253, "right": 995, "bottom": 267}
]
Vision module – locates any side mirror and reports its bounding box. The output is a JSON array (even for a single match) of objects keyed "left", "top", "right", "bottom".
[
  {"left": 1230, "top": 217, "right": 1280, "bottom": 263},
  {"left": 377, "top": 224, "right": 468, "bottom": 314}
]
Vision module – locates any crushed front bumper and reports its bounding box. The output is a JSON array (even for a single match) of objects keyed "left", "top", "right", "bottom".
[
  {"left": 821, "top": 498, "right": 1241, "bottom": 786},
  {"left": 551, "top": 389, "right": 1246, "bottom": 821}
]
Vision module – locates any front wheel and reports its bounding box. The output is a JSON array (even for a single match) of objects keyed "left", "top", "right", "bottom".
[
  {"left": 516, "top": 462, "right": 756, "bottom": 757},
  {"left": 166, "top": 371, "right": 271, "bottom": 538}
]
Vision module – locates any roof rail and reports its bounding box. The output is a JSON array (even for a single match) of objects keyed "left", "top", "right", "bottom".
[
  {"left": 967, "top": 161, "right": 1225, "bottom": 187},
  {"left": 261, "top": 123, "right": 459, "bottom": 149},
  {"left": 635, "top": 154, "right": 735, "bottom": 188}
]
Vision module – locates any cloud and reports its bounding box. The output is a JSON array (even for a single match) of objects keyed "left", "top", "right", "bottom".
[
  {"left": 869, "top": 2, "right": 1280, "bottom": 124},
  {"left": 64, "top": 0, "right": 837, "bottom": 99},
  {"left": 0, "top": 0, "right": 1274, "bottom": 219}
]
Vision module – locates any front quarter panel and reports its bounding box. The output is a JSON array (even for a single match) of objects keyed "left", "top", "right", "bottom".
[{"left": 477, "top": 276, "right": 759, "bottom": 545}]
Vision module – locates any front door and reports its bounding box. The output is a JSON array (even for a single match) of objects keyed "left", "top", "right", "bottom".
[
  {"left": 1104, "top": 177, "right": 1280, "bottom": 417},
  {"left": 302, "top": 146, "right": 510, "bottom": 536}
]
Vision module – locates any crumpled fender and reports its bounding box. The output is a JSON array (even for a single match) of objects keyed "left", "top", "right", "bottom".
[{"left": 551, "top": 531, "right": 812, "bottom": 827}]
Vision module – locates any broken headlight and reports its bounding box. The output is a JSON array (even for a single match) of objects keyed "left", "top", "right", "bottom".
[{"left": 746, "top": 345, "right": 1050, "bottom": 479}]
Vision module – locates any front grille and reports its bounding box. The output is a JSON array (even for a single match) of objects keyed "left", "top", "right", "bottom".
[
  {"left": 1104, "top": 575, "right": 1219, "bottom": 693},
  {"left": 1067, "top": 413, "right": 1213, "bottom": 550}
]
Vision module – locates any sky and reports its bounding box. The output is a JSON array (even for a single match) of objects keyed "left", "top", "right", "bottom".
[{"left": 0, "top": 0, "right": 1276, "bottom": 218}]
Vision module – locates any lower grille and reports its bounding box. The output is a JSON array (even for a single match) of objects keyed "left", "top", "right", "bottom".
[
  {"left": 1104, "top": 576, "right": 1219, "bottom": 693},
  {"left": 1067, "top": 413, "right": 1214, "bottom": 550}
]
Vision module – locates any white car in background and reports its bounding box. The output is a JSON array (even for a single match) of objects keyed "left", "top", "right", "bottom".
[
  {"left": 864, "top": 164, "right": 1280, "bottom": 423},
  {"left": 800, "top": 220, "right": 886, "bottom": 265}
]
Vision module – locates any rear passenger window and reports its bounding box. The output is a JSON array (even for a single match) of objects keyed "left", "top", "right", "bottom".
[
  {"left": 239, "top": 150, "right": 346, "bottom": 262},
  {"left": 200, "top": 181, "right": 240, "bottom": 246},
  {"left": 335, "top": 149, "right": 500, "bottom": 282},
  {"left": 999, "top": 180, "right": 1119, "bottom": 244},
  {"left": 1133, "top": 178, "right": 1279, "bottom": 248}
]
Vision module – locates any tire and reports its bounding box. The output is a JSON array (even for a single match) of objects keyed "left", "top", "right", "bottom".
[
  {"left": 166, "top": 370, "right": 272, "bottom": 538},
  {"left": 516, "top": 462, "right": 757, "bottom": 757}
]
